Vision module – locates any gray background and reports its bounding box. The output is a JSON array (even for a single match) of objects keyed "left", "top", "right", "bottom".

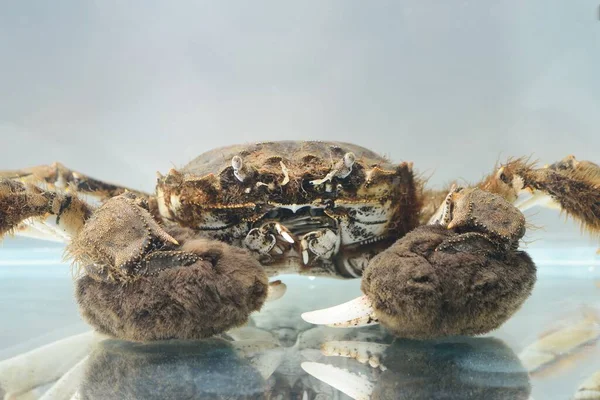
[{"left": 0, "top": 0, "right": 598, "bottom": 242}]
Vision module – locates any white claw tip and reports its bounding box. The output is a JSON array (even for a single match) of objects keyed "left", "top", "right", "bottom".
[
  {"left": 301, "top": 295, "right": 379, "bottom": 328},
  {"left": 275, "top": 223, "right": 294, "bottom": 243}
]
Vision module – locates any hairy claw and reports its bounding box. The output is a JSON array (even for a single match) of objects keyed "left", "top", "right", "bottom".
[
  {"left": 67, "top": 193, "right": 179, "bottom": 281},
  {"left": 0, "top": 179, "right": 91, "bottom": 239},
  {"left": 77, "top": 238, "right": 269, "bottom": 342},
  {"left": 484, "top": 156, "right": 600, "bottom": 236}
]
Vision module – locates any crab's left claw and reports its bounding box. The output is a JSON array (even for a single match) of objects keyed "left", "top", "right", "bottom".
[{"left": 303, "top": 189, "right": 536, "bottom": 339}]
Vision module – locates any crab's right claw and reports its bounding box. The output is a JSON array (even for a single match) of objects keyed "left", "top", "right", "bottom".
[
  {"left": 489, "top": 155, "right": 600, "bottom": 236},
  {"left": 303, "top": 189, "right": 536, "bottom": 339}
]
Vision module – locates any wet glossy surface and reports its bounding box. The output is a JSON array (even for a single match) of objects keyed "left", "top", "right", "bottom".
[{"left": 0, "top": 237, "right": 599, "bottom": 399}]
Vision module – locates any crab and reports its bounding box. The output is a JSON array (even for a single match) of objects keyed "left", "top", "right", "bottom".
[{"left": 0, "top": 141, "right": 599, "bottom": 344}]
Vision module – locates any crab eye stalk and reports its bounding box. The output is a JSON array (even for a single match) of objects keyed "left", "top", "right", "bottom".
[
  {"left": 343, "top": 152, "right": 356, "bottom": 169},
  {"left": 309, "top": 152, "right": 357, "bottom": 186},
  {"left": 496, "top": 167, "right": 510, "bottom": 184},
  {"left": 231, "top": 156, "right": 247, "bottom": 182}
]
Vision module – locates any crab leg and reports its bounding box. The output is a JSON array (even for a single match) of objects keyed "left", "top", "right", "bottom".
[
  {"left": 0, "top": 179, "right": 94, "bottom": 242},
  {"left": 0, "top": 163, "right": 146, "bottom": 202}
]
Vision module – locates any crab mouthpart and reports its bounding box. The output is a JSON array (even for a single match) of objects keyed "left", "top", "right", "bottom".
[
  {"left": 275, "top": 222, "right": 295, "bottom": 243},
  {"left": 301, "top": 295, "right": 379, "bottom": 327}
]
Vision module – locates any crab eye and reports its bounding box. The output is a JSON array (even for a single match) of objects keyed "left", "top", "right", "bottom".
[{"left": 496, "top": 167, "right": 510, "bottom": 184}]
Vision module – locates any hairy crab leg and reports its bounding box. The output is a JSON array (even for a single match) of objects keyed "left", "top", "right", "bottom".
[
  {"left": 13, "top": 220, "right": 68, "bottom": 243},
  {"left": 0, "top": 179, "right": 95, "bottom": 243},
  {"left": 483, "top": 155, "right": 600, "bottom": 236},
  {"left": 301, "top": 295, "right": 379, "bottom": 328},
  {"left": 0, "top": 163, "right": 147, "bottom": 202}
]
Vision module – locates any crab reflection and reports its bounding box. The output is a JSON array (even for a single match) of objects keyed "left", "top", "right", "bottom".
[
  {"left": 80, "top": 339, "right": 271, "bottom": 400},
  {"left": 303, "top": 336, "right": 532, "bottom": 400}
]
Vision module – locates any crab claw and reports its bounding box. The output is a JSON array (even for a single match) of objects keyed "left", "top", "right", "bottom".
[
  {"left": 305, "top": 189, "right": 536, "bottom": 339},
  {"left": 301, "top": 295, "right": 379, "bottom": 328}
]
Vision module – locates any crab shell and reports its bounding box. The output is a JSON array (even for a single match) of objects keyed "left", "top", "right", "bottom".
[{"left": 156, "top": 141, "right": 422, "bottom": 277}]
